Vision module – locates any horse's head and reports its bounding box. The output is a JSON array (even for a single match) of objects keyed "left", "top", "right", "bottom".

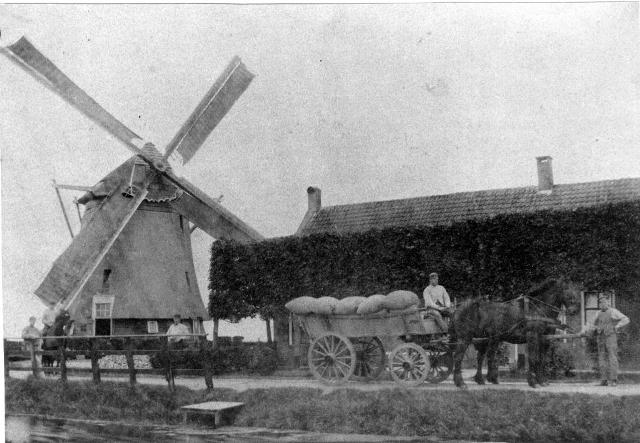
[
  {"left": 555, "top": 278, "right": 581, "bottom": 316},
  {"left": 526, "top": 278, "right": 580, "bottom": 318}
]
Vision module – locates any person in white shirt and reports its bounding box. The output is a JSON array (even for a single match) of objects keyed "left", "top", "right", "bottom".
[
  {"left": 582, "top": 295, "right": 630, "bottom": 386},
  {"left": 423, "top": 272, "right": 451, "bottom": 333},
  {"left": 167, "top": 314, "right": 191, "bottom": 346}
]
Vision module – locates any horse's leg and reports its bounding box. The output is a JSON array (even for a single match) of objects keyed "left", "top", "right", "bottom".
[
  {"left": 453, "top": 340, "right": 470, "bottom": 388},
  {"left": 538, "top": 337, "right": 550, "bottom": 386},
  {"left": 486, "top": 342, "right": 499, "bottom": 384},
  {"left": 473, "top": 341, "right": 487, "bottom": 385},
  {"left": 526, "top": 331, "right": 539, "bottom": 388}
]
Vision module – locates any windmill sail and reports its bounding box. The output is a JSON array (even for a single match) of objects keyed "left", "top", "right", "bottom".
[
  {"left": 1, "top": 37, "right": 144, "bottom": 155},
  {"left": 164, "top": 56, "right": 254, "bottom": 164},
  {"left": 35, "top": 177, "right": 150, "bottom": 308},
  {"left": 166, "top": 173, "right": 263, "bottom": 242}
]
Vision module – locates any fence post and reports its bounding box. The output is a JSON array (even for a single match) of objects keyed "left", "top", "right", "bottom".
[
  {"left": 125, "top": 337, "right": 136, "bottom": 385},
  {"left": 58, "top": 344, "right": 67, "bottom": 382},
  {"left": 29, "top": 340, "right": 40, "bottom": 378},
  {"left": 523, "top": 297, "right": 530, "bottom": 373},
  {"left": 162, "top": 336, "right": 175, "bottom": 391},
  {"left": 4, "top": 340, "right": 10, "bottom": 377},
  {"left": 90, "top": 339, "right": 101, "bottom": 384},
  {"left": 200, "top": 335, "right": 213, "bottom": 390}
]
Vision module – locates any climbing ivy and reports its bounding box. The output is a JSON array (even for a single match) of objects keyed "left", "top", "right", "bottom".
[{"left": 208, "top": 202, "right": 640, "bottom": 321}]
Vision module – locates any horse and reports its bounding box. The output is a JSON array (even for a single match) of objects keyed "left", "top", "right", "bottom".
[
  {"left": 41, "top": 310, "right": 72, "bottom": 369},
  {"left": 449, "top": 278, "right": 580, "bottom": 388}
]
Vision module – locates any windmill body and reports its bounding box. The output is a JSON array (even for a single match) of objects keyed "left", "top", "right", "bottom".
[
  {"left": 66, "top": 157, "right": 208, "bottom": 336},
  {"left": 2, "top": 36, "right": 264, "bottom": 336}
]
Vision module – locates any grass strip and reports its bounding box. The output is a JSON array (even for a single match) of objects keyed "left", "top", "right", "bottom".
[{"left": 6, "top": 377, "right": 640, "bottom": 442}]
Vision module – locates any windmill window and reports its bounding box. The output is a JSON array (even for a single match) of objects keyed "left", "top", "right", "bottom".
[
  {"left": 95, "top": 303, "right": 111, "bottom": 318},
  {"left": 179, "top": 216, "right": 184, "bottom": 231},
  {"left": 102, "top": 269, "right": 112, "bottom": 292},
  {"left": 147, "top": 321, "right": 159, "bottom": 334},
  {"left": 185, "top": 271, "right": 191, "bottom": 289}
]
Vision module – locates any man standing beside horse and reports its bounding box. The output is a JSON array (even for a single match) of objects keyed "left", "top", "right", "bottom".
[
  {"left": 582, "top": 294, "right": 629, "bottom": 387},
  {"left": 423, "top": 272, "right": 452, "bottom": 333}
]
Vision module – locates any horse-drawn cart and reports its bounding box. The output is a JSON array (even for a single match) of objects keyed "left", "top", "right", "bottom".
[{"left": 297, "top": 307, "right": 453, "bottom": 386}]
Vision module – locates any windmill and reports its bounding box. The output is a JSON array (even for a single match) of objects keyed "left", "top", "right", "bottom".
[{"left": 2, "top": 36, "right": 264, "bottom": 336}]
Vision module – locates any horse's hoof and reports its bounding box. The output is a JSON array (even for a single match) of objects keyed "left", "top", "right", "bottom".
[
  {"left": 473, "top": 376, "right": 485, "bottom": 385},
  {"left": 489, "top": 379, "right": 499, "bottom": 385}
]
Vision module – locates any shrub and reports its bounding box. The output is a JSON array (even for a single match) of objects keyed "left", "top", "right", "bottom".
[
  {"left": 244, "top": 344, "right": 278, "bottom": 375},
  {"left": 545, "top": 341, "right": 577, "bottom": 378},
  {"left": 149, "top": 343, "right": 278, "bottom": 376}
]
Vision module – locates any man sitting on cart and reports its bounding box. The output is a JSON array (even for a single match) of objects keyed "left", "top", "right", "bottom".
[{"left": 423, "top": 272, "right": 451, "bottom": 333}]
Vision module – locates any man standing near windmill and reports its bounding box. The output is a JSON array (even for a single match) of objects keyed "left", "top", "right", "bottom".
[{"left": 167, "top": 314, "right": 191, "bottom": 347}]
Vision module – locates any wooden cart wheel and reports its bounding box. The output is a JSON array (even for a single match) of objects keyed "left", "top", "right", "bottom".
[
  {"left": 351, "top": 337, "right": 386, "bottom": 380},
  {"left": 308, "top": 333, "right": 356, "bottom": 384},
  {"left": 425, "top": 345, "right": 453, "bottom": 383},
  {"left": 389, "top": 342, "right": 430, "bottom": 387}
]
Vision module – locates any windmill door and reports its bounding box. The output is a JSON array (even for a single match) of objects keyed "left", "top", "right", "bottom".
[
  {"left": 93, "top": 296, "right": 114, "bottom": 336},
  {"left": 95, "top": 319, "right": 111, "bottom": 335}
]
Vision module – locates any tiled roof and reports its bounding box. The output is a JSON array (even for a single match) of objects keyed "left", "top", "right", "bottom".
[{"left": 299, "top": 178, "right": 640, "bottom": 235}]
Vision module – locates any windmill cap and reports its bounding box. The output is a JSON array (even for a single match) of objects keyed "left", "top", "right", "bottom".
[{"left": 429, "top": 273, "right": 438, "bottom": 278}]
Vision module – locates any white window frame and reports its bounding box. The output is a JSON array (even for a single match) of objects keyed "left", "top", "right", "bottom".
[
  {"left": 92, "top": 295, "right": 114, "bottom": 319},
  {"left": 147, "top": 321, "right": 159, "bottom": 334},
  {"left": 92, "top": 295, "right": 115, "bottom": 336}
]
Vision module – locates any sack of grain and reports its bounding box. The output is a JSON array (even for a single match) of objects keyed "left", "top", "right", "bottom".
[
  {"left": 334, "top": 296, "right": 367, "bottom": 315},
  {"left": 356, "top": 294, "right": 387, "bottom": 315},
  {"left": 383, "top": 290, "right": 420, "bottom": 310},
  {"left": 315, "top": 296, "right": 339, "bottom": 315},
  {"left": 285, "top": 296, "right": 318, "bottom": 315}
]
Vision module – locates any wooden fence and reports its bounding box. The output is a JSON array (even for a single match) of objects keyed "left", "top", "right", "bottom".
[{"left": 4, "top": 334, "right": 213, "bottom": 391}]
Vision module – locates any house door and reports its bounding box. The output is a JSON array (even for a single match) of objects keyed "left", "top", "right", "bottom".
[{"left": 95, "top": 319, "right": 111, "bottom": 336}]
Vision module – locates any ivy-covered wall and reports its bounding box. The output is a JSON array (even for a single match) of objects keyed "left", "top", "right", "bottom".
[{"left": 210, "top": 202, "right": 640, "bottom": 313}]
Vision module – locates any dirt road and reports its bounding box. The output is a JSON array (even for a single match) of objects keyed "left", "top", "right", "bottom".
[{"left": 10, "top": 369, "right": 640, "bottom": 396}]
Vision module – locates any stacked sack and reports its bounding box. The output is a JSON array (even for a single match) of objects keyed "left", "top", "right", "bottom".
[{"left": 285, "top": 290, "right": 419, "bottom": 316}]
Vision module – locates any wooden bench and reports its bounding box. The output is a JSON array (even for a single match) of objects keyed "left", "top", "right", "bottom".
[{"left": 180, "top": 401, "right": 244, "bottom": 428}]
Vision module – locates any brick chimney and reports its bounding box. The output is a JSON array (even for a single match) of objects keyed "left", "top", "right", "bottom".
[
  {"left": 296, "top": 187, "right": 322, "bottom": 235},
  {"left": 536, "top": 156, "right": 553, "bottom": 193},
  {"left": 307, "top": 186, "right": 322, "bottom": 212}
]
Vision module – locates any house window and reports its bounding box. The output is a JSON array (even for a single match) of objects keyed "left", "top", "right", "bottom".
[
  {"left": 147, "top": 321, "right": 159, "bottom": 334},
  {"left": 95, "top": 303, "right": 111, "bottom": 318}
]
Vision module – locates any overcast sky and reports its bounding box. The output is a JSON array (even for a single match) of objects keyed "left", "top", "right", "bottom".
[{"left": 1, "top": 3, "right": 639, "bottom": 338}]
